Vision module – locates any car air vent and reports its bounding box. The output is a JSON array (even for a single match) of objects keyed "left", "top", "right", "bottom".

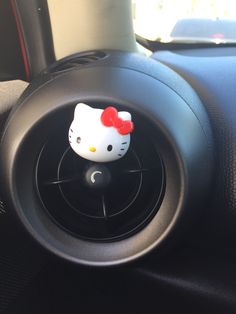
[
  {"left": 46, "top": 51, "right": 107, "bottom": 74},
  {"left": 0, "top": 199, "right": 6, "bottom": 214},
  {"left": 35, "top": 114, "right": 165, "bottom": 242},
  {"left": 0, "top": 50, "right": 213, "bottom": 265}
]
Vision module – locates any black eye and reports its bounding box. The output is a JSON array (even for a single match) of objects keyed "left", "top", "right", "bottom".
[
  {"left": 107, "top": 145, "right": 113, "bottom": 151},
  {"left": 76, "top": 137, "right": 81, "bottom": 144}
]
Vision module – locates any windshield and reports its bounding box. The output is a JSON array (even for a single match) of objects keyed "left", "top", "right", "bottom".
[{"left": 132, "top": 0, "right": 236, "bottom": 44}]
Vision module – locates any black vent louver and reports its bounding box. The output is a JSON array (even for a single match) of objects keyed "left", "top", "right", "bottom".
[
  {"left": 0, "top": 199, "right": 5, "bottom": 214},
  {"left": 46, "top": 51, "right": 107, "bottom": 74},
  {"left": 35, "top": 109, "right": 165, "bottom": 242}
]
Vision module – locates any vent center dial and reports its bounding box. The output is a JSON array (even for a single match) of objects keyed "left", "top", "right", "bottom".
[{"left": 85, "top": 164, "right": 111, "bottom": 190}]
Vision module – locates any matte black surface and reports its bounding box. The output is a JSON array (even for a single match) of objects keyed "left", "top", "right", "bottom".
[
  {"left": 0, "top": 0, "right": 25, "bottom": 81},
  {"left": 12, "top": 0, "right": 55, "bottom": 80},
  {"left": 4, "top": 46, "right": 236, "bottom": 312},
  {"left": 136, "top": 33, "right": 236, "bottom": 51},
  {"left": 0, "top": 81, "right": 34, "bottom": 313},
  {"left": 153, "top": 47, "right": 236, "bottom": 247},
  {"left": 4, "top": 249, "right": 236, "bottom": 314},
  {"left": 0, "top": 52, "right": 212, "bottom": 266},
  {"left": 36, "top": 113, "right": 165, "bottom": 241}
]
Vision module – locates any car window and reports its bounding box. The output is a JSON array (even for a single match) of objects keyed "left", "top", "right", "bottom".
[{"left": 132, "top": 0, "right": 236, "bottom": 44}]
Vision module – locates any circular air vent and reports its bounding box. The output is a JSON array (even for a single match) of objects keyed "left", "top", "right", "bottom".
[
  {"left": 0, "top": 51, "right": 213, "bottom": 266},
  {"left": 35, "top": 115, "right": 165, "bottom": 241}
]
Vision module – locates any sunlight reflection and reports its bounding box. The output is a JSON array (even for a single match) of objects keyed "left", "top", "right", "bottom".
[{"left": 132, "top": 0, "right": 236, "bottom": 41}]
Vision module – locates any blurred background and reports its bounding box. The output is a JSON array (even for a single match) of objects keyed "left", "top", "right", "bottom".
[{"left": 132, "top": 0, "right": 236, "bottom": 42}]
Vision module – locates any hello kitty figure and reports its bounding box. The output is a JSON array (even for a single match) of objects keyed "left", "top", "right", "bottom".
[{"left": 68, "top": 103, "right": 134, "bottom": 162}]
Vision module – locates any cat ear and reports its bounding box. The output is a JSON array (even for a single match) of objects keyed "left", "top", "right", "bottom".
[
  {"left": 74, "top": 103, "right": 93, "bottom": 119},
  {"left": 118, "top": 111, "right": 132, "bottom": 121}
]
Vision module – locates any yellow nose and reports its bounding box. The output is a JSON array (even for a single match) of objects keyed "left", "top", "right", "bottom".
[{"left": 89, "top": 147, "right": 96, "bottom": 152}]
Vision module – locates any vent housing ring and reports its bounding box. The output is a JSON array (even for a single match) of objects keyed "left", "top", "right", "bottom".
[
  {"left": 35, "top": 110, "right": 165, "bottom": 242},
  {"left": 0, "top": 51, "right": 213, "bottom": 266}
]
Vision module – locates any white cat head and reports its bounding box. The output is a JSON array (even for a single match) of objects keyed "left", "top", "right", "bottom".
[{"left": 68, "top": 103, "right": 134, "bottom": 162}]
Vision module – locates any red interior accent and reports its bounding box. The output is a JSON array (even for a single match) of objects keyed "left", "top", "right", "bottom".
[{"left": 9, "top": 0, "right": 30, "bottom": 80}]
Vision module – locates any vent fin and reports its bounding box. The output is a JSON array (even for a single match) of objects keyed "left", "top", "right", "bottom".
[
  {"left": 0, "top": 199, "right": 6, "bottom": 214},
  {"left": 35, "top": 109, "right": 165, "bottom": 242},
  {"left": 46, "top": 51, "right": 107, "bottom": 74}
]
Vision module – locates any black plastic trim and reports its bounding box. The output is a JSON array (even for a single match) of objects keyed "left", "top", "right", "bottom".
[
  {"left": 12, "top": 0, "right": 55, "bottom": 80},
  {"left": 0, "top": 52, "right": 213, "bottom": 266},
  {"left": 0, "top": 0, "right": 25, "bottom": 81}
]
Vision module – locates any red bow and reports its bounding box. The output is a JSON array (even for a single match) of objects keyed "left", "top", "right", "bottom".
[{"left": 101, "top": 107, "right": 134, "bottom": 135}]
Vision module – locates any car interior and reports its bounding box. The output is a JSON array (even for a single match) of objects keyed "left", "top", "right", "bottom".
[{"left": 1, "top": 0, "right": 236, "bottom": 313}]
